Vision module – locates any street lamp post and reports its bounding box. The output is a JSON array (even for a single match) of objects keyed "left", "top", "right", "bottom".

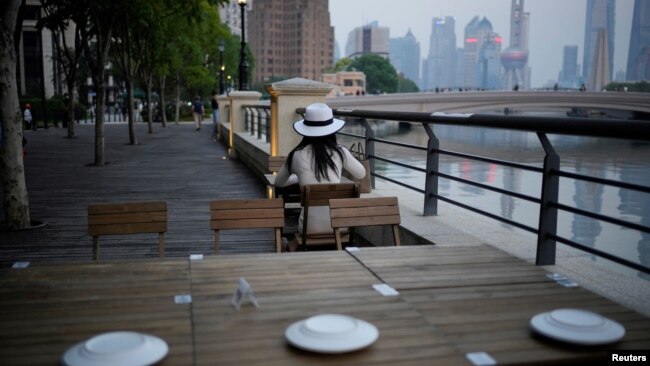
[
  {"left": 238, "top": 0, "right": 249, "bottom": 91},
  {"left": 218, "top": 41, "right": 225, "bottom": 95}
]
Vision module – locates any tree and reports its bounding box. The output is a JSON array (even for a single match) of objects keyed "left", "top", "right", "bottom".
[
  {"left": 350, "top": 54, "right": 399, "bottom": 94},
  {"left": 0, "top": 0, "right": 30, "bottom": 229},
  {"left": 40, "top": 0, "right": 89, "bottom": 139},
  {"left": 398, "top": 76, "right": 420, "bottom": 93}
]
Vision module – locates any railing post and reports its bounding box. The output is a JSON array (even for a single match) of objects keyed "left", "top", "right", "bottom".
[
  {"left": 360, "top": 118, "right": 375, "bottom": 189},
  {"left": 423, "top": 124, "right": 439, "bottom": 216},
  {"left": 257, "top": 108, "right": 262, "bottom": 139},
  {"left": 536, "top": 132, "right": 559, "bottom": 265},
  {"left": 227, "top": 91, "right": 263, "bottom": 158},
  {"left": 264, "top": 108, "right": 271, "bottom": 143}
]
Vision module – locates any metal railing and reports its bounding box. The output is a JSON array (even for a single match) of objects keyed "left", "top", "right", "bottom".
[
  {"left": 242, "top": 105, "right": 271, "bottom": 143},
  {"left": 329, "top": 108, "right": 650, "bottom": 274}
]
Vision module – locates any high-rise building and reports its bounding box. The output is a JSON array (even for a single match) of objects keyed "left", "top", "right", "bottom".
[
  {"left": 583, "top": 0, "right": 615, "bottom": 83},
  {"left": 389, "top": 29, "right": 421, "bottom": 85},
  {"left": 423, "top": 16, "right": 456, "bottom": 90},
  {"left": 501, "top": 0, "right": 530, "bottom": 90},
  {"left": 345, "top": 21, "right": 390, "bottom": 59},
  {"left": 626, "top": 0, "right": 650, "bottom": 81},
  {"left": 590, "top": 28, "right": 611, "bottom": 90},
  {"left": 248, "top": 0, "right": 333, "bottom": 85},
  {"left": 462, "top": 16, "right": 501, "bottom": 88},
  {"left": 480, "top": 38, "right": 501, "bottom": 89},
  {"left": 560, "top": 45, "right": 579, "bottom": 83}
]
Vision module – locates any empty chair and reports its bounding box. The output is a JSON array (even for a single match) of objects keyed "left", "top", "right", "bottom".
[
  {"left": 88, "top": 201, "right": 167, "bottom": 260},
  {"left": 297, "top": 183, "right": 359, "bottom": 250},
  {"left": 329, "top": 196, "right": 401, "bottom": 249},
  {"left": 210, "top": 198, "right": 285, "bottom": 253}
]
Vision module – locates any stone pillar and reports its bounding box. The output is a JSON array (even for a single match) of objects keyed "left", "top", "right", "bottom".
[
  {"left": 227, "top": 91, "right": 262, "bottom": 158},
  {"left": 216, "top": 94, "right": 230, "bottom": 142},
  {"left": 266, "top": 78, "right": 333, "bottom": 157}
]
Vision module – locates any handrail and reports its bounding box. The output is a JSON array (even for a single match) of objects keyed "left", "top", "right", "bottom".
[
  {"left": 242, "top": 104, "right": 271, "bottom": 143},
  {"left": 320, "top": 107, "right": 650, "bottom": 274}
]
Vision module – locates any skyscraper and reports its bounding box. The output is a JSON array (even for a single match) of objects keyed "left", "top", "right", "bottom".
[
  {"left": 389, "top": 30, "right": 421, "bottom": 85},
  {"left": 248, "top": 0, "right": 334, "bottom": 85},
  {"left": 583, "top": 0, "right": 615, "bottom": 83},
  {"left": 423, "top": 16, "right": 456, "bottom": 90},
  {"left": 345, "top": 21, "right": 390, "bottom": 59},
  {"left": 560, "top": 45, "right": 579, "bottom": 83},
  {"left": 501, "top": 0, "right": 530, "bottom": 90},
  {"left": 626, "top": 0, "right": 650, "bottom": 81},
  {"left": 463, "top": 16, "right": 501, "bottom": 88}
]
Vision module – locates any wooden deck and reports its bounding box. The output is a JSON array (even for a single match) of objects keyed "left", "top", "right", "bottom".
[{"left": 0, "top": 123, "right": 275, "bottom": 266}]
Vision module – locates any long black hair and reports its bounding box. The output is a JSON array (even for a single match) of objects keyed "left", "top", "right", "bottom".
[{"left": 287, "top": 134, "right": 344, "bottom": 182}]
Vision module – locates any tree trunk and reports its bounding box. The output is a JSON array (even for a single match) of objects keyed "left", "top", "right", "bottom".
[
  {"left": 94, "top": 70, "right": 106, "bottom": 166},
  {"left": 125, "top": 79, "right": 137, "bottom": 145},
  {"left": 66, "top": 76, "right": 76, "bottom": 138},
  {"left": 0, "top": 0, "right": 31, "bottom": 229},
  {"left": 159, "top": 76, "right": 167, "bottom": 128},
  {"left": 145, "top": 80, "right": 153, "bottom": 134},
  {"left": 174, "top": 74, "right": 180, "bottom": 124}
]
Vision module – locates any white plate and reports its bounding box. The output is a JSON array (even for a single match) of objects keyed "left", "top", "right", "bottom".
[
  {"left": 61, "top": 331, "right": 169, "bottom": 366},
  {"left": 530, "top": 309, "right": 625, "bottom": 345},
  {"left": 285, "top": 314, "right": 379, "bottom": 353}
]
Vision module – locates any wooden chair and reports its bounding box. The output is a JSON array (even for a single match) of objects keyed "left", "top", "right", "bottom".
[
  {"left": 210, "top": 198, "right": 285, "bottom": 253},
  {"left": 329, "top": 197, "right": 401, "bottom": 249},
  {"left": 88, "top": 201, "right": 167, "bottom": 260},
  {"left": 297, "top": 183, "right": 360, "bottom": 250}
]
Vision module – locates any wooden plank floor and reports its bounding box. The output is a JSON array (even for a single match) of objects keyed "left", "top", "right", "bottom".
[{"left": 0, "top": 122, "right": 274, "bottom": 266}]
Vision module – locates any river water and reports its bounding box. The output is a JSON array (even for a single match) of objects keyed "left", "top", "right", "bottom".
[{"left": 340, "top": 120, "right": 650, "bottom": 278}]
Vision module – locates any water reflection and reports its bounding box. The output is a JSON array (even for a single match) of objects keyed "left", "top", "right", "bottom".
[{"left": 340, "top": 120, "right": 650, "bottom": 276}]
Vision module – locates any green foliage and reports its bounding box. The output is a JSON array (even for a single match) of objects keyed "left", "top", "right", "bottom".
[
  {"left": 350, "top": 54, "right": 399, "bottom": 94},
  {"left": 19, "top": 95, "right": 85, "bottom": 124},
  {"left": 334, "top": 58, "right": 353, "bottom": 72},
  {"left": 604, "top": 81, "right": 650, "bottom": 93},
  {"left": 398, "top": 77, "right": 419, "bottom": 93}
]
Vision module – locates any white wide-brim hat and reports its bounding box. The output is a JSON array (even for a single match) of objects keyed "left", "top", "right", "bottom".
[{"left": 293, "top": 103, "right": 345, "bottom": 137}]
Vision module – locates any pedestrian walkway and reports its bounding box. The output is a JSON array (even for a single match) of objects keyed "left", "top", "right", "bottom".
[{"left": 0, "top": 122, "right": 270, "bottom": 265}]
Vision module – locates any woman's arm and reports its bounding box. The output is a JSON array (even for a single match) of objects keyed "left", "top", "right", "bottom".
[
  {"left": 341, "top": 147, "right": 366, "bottom": 180},
  {"left": 274, "top": 159, "right": 299, "bottom": 187}
]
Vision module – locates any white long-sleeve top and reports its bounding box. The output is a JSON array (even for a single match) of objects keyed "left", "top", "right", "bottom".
[
  {"left": 23, "top": 109, "right": 32, "bottom": 122},
  {"left": 274, "top": 145, "right": 366, "bottom": 235}
]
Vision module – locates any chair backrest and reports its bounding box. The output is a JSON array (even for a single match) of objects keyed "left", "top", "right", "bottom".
[
  {"left": 298, "top": 183, "right": 360, "bottom": 250},
  {"left": 210, "top": 198, "right": 285, "bottom": 253},
  {"left": 88, "top": 201, "right": 167, "bottom": 260},
  {"left": 268, "top": 155, "right": 286, "bottom": 173},
  {"left": 329, "top": 196, "right": 401, "bottom": 248}
]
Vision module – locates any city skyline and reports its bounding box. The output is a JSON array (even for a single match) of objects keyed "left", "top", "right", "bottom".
[{"left": 330, "top": 0, "right": 635, "bottom": 87}]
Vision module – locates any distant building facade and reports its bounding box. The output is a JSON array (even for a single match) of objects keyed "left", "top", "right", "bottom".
[
  {"left": 345, "top": 21, "right": 389, "bottom": 59},
  {"left": 322, "top": 71, "right": 366, "bottom": 96},
  {"left": 16, "top": 1, "right": 71, "bottom": 99},
  {"left": 560, "top": 45, "right": 579, "bottom": 83},
  {"left": 462, "top": 16, "right": 502, "bottom": 88},
  {"left": 583, "top": 0, "right": 615, "bottom": 83},
  {"left": 248, "top": 0, "right": 334, "bottom": 85},
  {"left": 423, "top": 16, "right": 457, "bottom": 91},
  {"left": 389, "top": 29, "right": 420, "bottom": 85},
  {"left": 626, "top": 0, "right": 650, "bottom": 81}
]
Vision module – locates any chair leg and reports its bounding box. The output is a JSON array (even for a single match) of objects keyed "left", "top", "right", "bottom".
[
  {"left": 159, "top": 232, "right": 165, "bottom": 257},
  {"left": 92, "top": 236, "right": 99, "bottom": 260},
  {"left": 213, "top": 230, "right": 221, "bottom": 254},
  {"left": 334, "top": 228, "right": 343, "bottom": 251},
  {"left": 274, "top": 228, "right": 282, "bottom": 253},
  {"left": 392, "top": 225, "right": 401, "bottom": 246}
]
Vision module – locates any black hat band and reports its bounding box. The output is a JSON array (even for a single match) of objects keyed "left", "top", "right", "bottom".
[{"left": 303, "top": 118, "right": 333, "bottom": 127}]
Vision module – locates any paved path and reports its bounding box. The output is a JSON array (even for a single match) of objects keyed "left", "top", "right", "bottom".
[{"left": 0, "top": 122, "right": 271, "bottom": 265}]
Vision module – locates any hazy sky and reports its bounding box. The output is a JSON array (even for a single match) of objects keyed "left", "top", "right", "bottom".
[{"left": 329, "top": 0, "right": 635, "bottom": 87}]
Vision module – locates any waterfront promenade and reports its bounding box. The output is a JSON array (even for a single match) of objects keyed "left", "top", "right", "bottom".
[{"left": 1, "top": 121, "right": 649, "bottom": 319}]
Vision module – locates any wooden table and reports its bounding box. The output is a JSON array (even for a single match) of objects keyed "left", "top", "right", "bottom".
[{"left": 1, "top": 246, "right": 648, "bottom": 365}]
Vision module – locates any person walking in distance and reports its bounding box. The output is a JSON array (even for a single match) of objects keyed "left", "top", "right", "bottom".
[
  {"left": 193, "top": 96, "right": 204, "bottom": 131},
  {"left": 23, "top": 104, "right": 34, "bottom": 130}
]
